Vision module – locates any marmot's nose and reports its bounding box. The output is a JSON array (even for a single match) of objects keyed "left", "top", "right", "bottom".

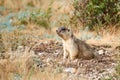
[{"left": 56, "top": 30, "right": 58, "bottom": 33}]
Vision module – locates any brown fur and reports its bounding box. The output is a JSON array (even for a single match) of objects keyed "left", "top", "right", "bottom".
[{"left": 56, "top": 27, "right": 95, "bottom": 60}]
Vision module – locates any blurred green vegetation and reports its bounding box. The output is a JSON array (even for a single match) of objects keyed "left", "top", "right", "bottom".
[
  {"left": 0, "top": 0, "right": 120, "bottom": 32},
  {"left": 17, "top": 8, "right": 52, "bottom": 29},
  {"left": 72, "top": 0, "right": 120, "bottom": 30}
]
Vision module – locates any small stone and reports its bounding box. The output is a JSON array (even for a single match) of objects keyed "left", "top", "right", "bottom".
[
  {"left": 46, "top": 58, "right": 52, "bottom": 63},
  {"left": 38, "top": 52, "right": 44, "bottom": 56},
  {"left": 54, "top": 52, "right": 59, "bottom": 56},
  {"left": 17, "top": 46, "right": 24, "bottom": 52},
  {"left": 64, "top": 68, "right": 76, "bottom": 73},
  {"left": 98, "top": 50, "right": 104, "bottom": 55},
  {"left": 46, "top": 58, "right": 54, "bottom": 66},
  {"left": 44, "top": 41, "right": 48, "bottom": 44},
  {"left": 105, "top": 50, "right": 108, "bottom": 54}
]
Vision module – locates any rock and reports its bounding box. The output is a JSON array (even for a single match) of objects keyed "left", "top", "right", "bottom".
[
  {"left": 17, "top": 46, "right": 24, "bottom": 52},
  {"left": 44, "top": 41, "right": 48, "bottom": 44},
  {"left": 46, "top": 58, "right": 53, "bottom": 63},
  {"left": 64, "top": 68, "right": 76, "bottom": 73},
  {"left": 38, "top": 52, "right": 45, "bottom": 56},
  {"left": 54, "top": 50, "right": 60, "bottom": 57},
  {"left": 98, "top": 50, "right": 104, "bottom": 55},
  {"left": 46, "top": 58, "right": 54, "bottom": 66}
]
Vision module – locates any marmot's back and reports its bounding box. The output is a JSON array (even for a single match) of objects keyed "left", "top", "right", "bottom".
[{"left": 74, "top": 38, "right": 95, "bottom": 60}]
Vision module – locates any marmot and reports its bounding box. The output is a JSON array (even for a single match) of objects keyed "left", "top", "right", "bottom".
[{"left": 56, "top": 27, "right": 95, "bottom": 60}]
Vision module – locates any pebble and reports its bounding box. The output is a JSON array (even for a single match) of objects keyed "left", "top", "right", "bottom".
[
  {"left": 98, "top": 50, "right": 104, "bottom": 55},
  {"left": 64, "top": 68, "right": 76, "bottom": 73},
  {"left": 17, "top": 46, "right": 24, "bottom": 52},
  {"left": 38, "top": 52, "right": 45, "bottom": 56}
]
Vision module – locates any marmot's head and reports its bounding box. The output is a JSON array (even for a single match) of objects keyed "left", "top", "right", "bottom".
[{"left": 56, "top": 27, "right": 73, "bottom": 40}]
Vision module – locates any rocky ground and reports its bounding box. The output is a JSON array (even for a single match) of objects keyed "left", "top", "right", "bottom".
[
  {"left": 31, "top": 40, "right": 119, "bottom": 80},
  {"left": 0, "top": 40, "right": 120, "bottom": 80}
]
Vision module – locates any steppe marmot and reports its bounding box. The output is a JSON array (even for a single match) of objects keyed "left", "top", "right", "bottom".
[{"left": 56, "top": 27, "right": 95, "bottom": 60}]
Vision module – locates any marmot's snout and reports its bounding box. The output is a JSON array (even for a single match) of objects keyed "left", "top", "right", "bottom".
[
  {"left": 56, "top": 27, "right": 71, "bottom": 40},
  {"left": 56, "top": 29, "right": 59, "bottom": 33},
  {"left": 56, "top": 27, "right": 65, "bottom": 34}
]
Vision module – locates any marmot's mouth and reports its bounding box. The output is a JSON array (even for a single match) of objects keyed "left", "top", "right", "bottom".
[
  {"left": 56, "top": 30, "right": 59, "bottom": 34},
  {"left": 56, "top": 30, "right": 63, "bottom": 38},
  {"left": 56, "top": 30, "right": 60, "bottom": 36}
]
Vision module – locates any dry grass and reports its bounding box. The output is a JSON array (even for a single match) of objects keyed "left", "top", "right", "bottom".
[
  {"left": 0, "top": 47, "right": 69, "bottom": 80},
  {"left": 1, "top": 0, "right": 46, "bottom": 11}
]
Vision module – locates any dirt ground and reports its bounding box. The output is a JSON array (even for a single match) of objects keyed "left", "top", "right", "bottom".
[
  {"left": 30, "top": 40, "right": 119, "bottom": 80},
  {"left": 0, "top": 39, "right": 120, "bottom": 80}
]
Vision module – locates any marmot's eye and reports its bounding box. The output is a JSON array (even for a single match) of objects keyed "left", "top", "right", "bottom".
[{"left": 61, "top": 28, "right": 66, "bottom": 31}]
